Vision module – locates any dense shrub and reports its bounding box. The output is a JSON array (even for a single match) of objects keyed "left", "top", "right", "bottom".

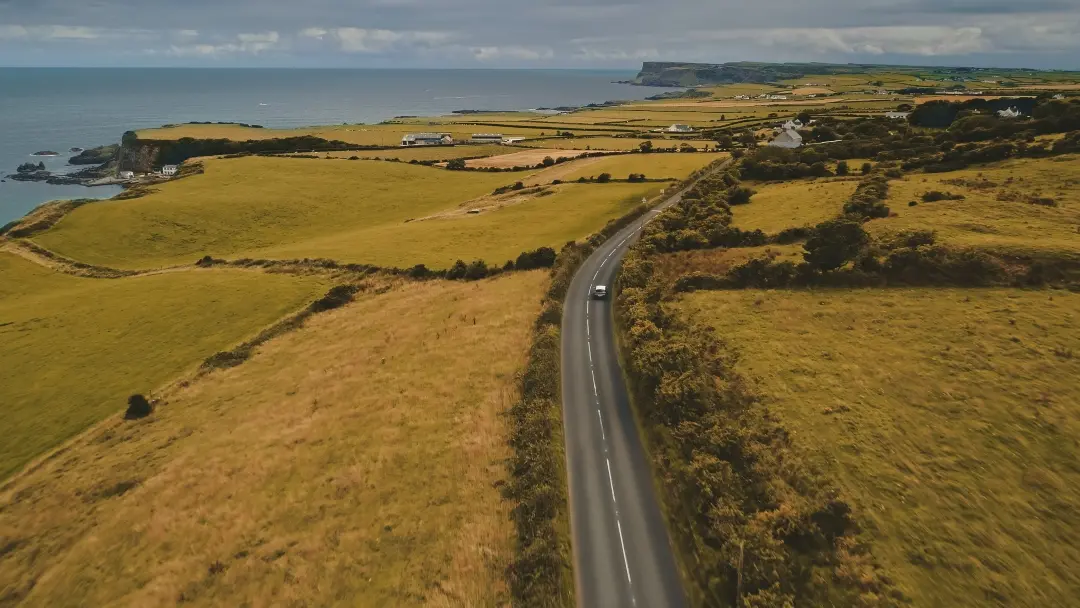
[
  {"left": 310, "top": 284, "right": 360, "bottom": 312},
  {"left": 446, "top": 158, "right": 467, "bottom": 170},
  {"left": 515, "top": 246, "right": 558, "bottom": 271},
  {"left": 921, "top": 190, "right": 965, "bottom": 203},
  {"left": 727, "top": 186, "right": 755, "bottom": 205},
  {"left": 124, "top": 394, "right": 153, "bottom": 420},
  {"left": 803, "top": 218, "right": 869, "bottom": 272},
  {"left": 596, "top": 172, "right": 612, "bottom": 183},
  {"left": 842, "top": 175, "right": 891, "bottom": 219}
]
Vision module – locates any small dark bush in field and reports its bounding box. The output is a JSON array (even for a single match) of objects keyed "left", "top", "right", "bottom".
[
  {"left": 409, "top": 264, "right": 431, "bottom": 278},
  {"left": 909, "top": 200, "right": 918, "bottom": 207},
  {"left": 596, "top": 172, "right": 612, "bottom": 183},
  {"left": 804, "top": 218, "right": 869, "bottom": 272},
  {"left": 446, "top": 158, "right": 467, "bottom": 170},
  {"left": 627, "top": 173, "right": 646, "bottom": 182},
  {"left": 512, "top": 181, "right": 524, "bottom": 191},
  {"left": 464, "top": 260, "right": 489, "bottom": 280},
  {"left": 727, "top": 186, "right": 755, "bottom": 205},
  {"left": 922, "top": 190, "right": 965, "bottom": 202},
  {"left": 542, "top": 156, "right": 555, "bottom": 167},
  {"left": 515, "top": 246, "right": 557, "bottom": 270},
  {"left": 125, "top": 394, "right": 152, "bottom": 420},
  {"left": 836, "top": 161, "right": 849, "bottom": 176},
  {"left": 884, "top": 168, "right": 903, "bottom": 178},
  {"left": 310, "top": 285, "right": 360, "bottom": 312},
  {"left": 446, "top": 260, "right": 468, "bottom": 280},
  {"left": 861, "top": 162, "right": 873, "bottom": 175},
  {"left": 772, "top": 226, "right": 811, "bottom": 244},
  {"left": 348, "top": 156, "right": 360, "bottom": 161},
  {"left": 551, "top": 179, "right": 562, "bottom": 185},
  {"left": 1030, "top": 196, "right": 1057, "bottom": 207},
  {"left": 195, "top": 255, "right": 216, "bottom": 267},
  {"left": 577, "top": 176, "right": 588, "bottom": 183}
]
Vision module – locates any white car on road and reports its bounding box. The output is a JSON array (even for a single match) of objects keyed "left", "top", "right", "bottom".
[{"left": 592, "top": 285, "right": 608, "bottom": 300}]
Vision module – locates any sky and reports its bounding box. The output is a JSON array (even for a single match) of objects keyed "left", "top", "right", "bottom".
[{"left": 2, "top": 0, "right": 1080, "bottom": 69}]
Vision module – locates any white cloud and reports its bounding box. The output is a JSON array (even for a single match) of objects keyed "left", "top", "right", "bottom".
[
  {"left": 300, "top": 27, "right": 328, "bottom": 40},
  {"left": 471, "top": 45, "right": 554, "bottom": 61},
  {"left": 0, "top": 25, "right": 30, "bottom": 39},
  {"left": 176, "top": 29, "right": 200, "bottom": 38},
  {"left": 167, "top": 31, "right": 282, "bottom": 57},
  {"left": 327, "top": 27, "right": 451, "bottom": 53}
]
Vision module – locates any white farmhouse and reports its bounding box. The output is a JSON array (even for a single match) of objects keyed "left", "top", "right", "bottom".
[
  {"left": 501, "top": 136, "right": 526, "bottom": 145},
  {"left": 1053, "top": 94, "right": 1065, "bottom": 100},
  {"left": 767, "top": 129, "right": 803, "bottom": 149},
  {"left": 470, "top": 133, "right": 503, "bottom": 144},
  {"left": 667, "top": 124, "right": 694, "bottom": 133},
  {"left": 885, "top": 112, "right": 910, "bottom": 120},
  {"left": 119, "top": 170, "right": 135, "bottom": 180},
  {"left": 401, "top": 133, "right": 453, "bottom": 146},
  {"left": 781, "top": 119, "right": 804, "bottom": 131},
  {"left": 997, "top": 107, "right": 1022, "bottom": 119},
  {"left": 161, "top": 165, "right": 179, "bottom": 176}
]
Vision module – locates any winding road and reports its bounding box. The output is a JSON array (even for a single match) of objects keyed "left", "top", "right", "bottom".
[{"left": 560, "top": 179, "right": 704, "bottom": 608}]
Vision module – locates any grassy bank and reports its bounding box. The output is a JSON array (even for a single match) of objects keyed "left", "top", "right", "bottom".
[
  {"left": 0, "top": 252, "right": 326, "bottom": 480},
  {"left": 678, "top": 288, "right": 1080, "bottom": 606},
  {"left": 0, "top": 272, "right": 547, "bottom": 605}
]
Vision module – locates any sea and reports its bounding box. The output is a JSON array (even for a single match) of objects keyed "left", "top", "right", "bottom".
[{"left": 0, "top": 68, "right": 657, "bottom": 224}]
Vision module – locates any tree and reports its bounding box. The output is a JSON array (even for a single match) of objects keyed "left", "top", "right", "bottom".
[
  {"left": 836, "top": 161, "right": 849, "bottom": 176},
  {"left": 639, "top": 140, "right": 654, "bottom": 153},
  {"left": 464, "top": 260, "right": 489, "bottom": 280},
  {"left": 803, "top": 218, "right": 869, "bottom": 272},
  {"left": 125, "top": 394, "right": 153, "bottom": 420},
  {"left": 797, "top": 111, "right": 812, "bottom": 124},
  {"left": 446, "top": 158, "right": 466, "bottom": 170},
  {"left": 542, "top": 156, "right": 555, "bottom": 167},
  {"left": 512, "top": 181, "right": 525, "bottom": 191},
  {"left": 715, "top": 135, "right": 734, "bottom": 150},
  {"left": 596, "top": 172, "right": 612, "bottom": 183},
  {"left": 728, "top": 186, "right": 755, "bottom": 205},
  {"left": 739, "top": 132, "right": 757, "bottom": 148},
  {"left": 861, "top": 162, "right": 873, "bottom": 175},
  {"left": 446, "top": 260, "right": 469, "bottom": 280}
]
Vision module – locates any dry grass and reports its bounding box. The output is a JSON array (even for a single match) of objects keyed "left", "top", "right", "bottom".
[
  {"left": 870, "top": 156, "right": 1080, "bottom": 257},
  {"left": 0, "top": 252, "right": 327, "bottom": 481},
  {"left": 731, "top": 179, "right": 858, "bottom": 233},
  {"left": 791, "top": 87, "right": 836, "bottom": 96},
  {"left": 557, "top": 152, "right": 722, "bottom": 182},
  {"left": 913, "top": 95, "right": 1031, "bottom": 105},
  {"left": 677, "top": 287, "right": 1080, "bottom": 607},
  {"left": 0, "top": 272, "right": 548, "bottom": 606},
  {"left": 653, "top": 244, "right": 804, "bottom": 282},
  {"left": 464, "top": 149, "right": 593, "bottom": 169},
  {"left": 302, "top": 144, "right": 509, "bottom": 161}
]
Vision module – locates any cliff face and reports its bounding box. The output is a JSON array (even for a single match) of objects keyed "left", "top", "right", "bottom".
[
  {"left": 119, "top": 142, "right": 161, "bottom": 173},
  {"left": 634, "top": 62, "right": 811, "bottom": 87}
]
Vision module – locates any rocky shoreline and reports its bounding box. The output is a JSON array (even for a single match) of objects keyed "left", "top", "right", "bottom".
[{"left": 6, "top": 144, "right": 121, "bottom": 186}]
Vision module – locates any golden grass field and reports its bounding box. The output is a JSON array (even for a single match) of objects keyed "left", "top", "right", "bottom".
[
  {"left": 0, "top": 252, "right": 326, "bottom": 480},
  {"left": 137, "top": 123, "right": 562, "bottom": 146},
  {"left": 558, "top": 152, "right": 721, "bottom": 181},
  {"left": 677, "top": 288, "right": 1080, "bottom": 607},
  {"left": 730, "top": 179, "right": 858, "bottom": 233},
  {"left": 652, "top": 244, "right": 804, "bottom": 283},
  {"left": 34, "top": 156, "right": 662, "bottom": 270},
  {"left": 870, "top": 155, "right": 1080, "bottom": 257},
  {"left": 311, "top": 144, "right": 508, "bottom": 161},
  {"left": 463, "top": 148, "right": 592, "bottom": 168},
  {"left": 0, "top": 272, "right": 548, "bottom": 606},
  {"left": 520, "top": 137, "right": 716, "bottom": 151}
]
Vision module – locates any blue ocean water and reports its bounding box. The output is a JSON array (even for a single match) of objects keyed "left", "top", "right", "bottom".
[{"left": 0, "top": 68, "right": 654, "bottom": 224}]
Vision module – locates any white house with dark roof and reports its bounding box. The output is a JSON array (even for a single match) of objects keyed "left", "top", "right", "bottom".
[
  {"left": 767, "top": 129, "right": 803, "bottom": 149},
  {"left": 161, "top": 165, "right": 178, "bottom": 176},
  {"left": 997, "top": 107, "right": 1022, "bottom": 119},
  {"left": 667, "top": 124, "right": 694, "bottom": 133},
  {"left": 401, "top": 133, "right": 453, "bottom": 146}
]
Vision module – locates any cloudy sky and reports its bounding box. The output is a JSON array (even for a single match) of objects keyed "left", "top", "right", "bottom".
[{"left": 2, "top": 0, "right": 1079, "bottom": 69}]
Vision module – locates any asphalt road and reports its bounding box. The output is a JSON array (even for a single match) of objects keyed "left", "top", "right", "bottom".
[{"left": 560, "top": 180, "right": 702, "bottom": 608}]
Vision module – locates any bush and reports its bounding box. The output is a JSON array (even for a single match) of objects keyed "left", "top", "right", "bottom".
[
  {"left": 464, "top": 260, "right": 490, "bottom": 280},
  {"left": 512, "top": 181, "right": 525, "bottom": 191},
  {"left": 542, "top": 156, "right": 556, "bottom": 167},
  {"left": 836, "top": 160, "right": 849, "bottom": 176},
  {"left": 309, "top": 284, "right": 360, "bottom": 312},
  {"left": 596, "top": 172, "right": 612, "bottom": 183},
  {"left": 803, "top": 218, "right": 869, "bottom": 272},
  {"left": 515, "top": 246, "right": 558, "bottom": 271},
  {"left": 446, "top": 158, "right": 467, "bottom": 170},
  {"left": 627, "top": 173, "right": 646, "bottom": 182},
  {"left": 921, "top": 190, "right": 965, "bottom": 202},
  {"left": 446, "top": 260, "right": 468, "bottom": 280},
  {"left": 861, "top": 162, "right": 873, "bottom": 175},
  {"left": 727, "top": 185, "right": 756, "bottom": 205},
  {"left": 125, "top": 394, "right": 153, "bottom": 420},
  {"left": 843, "top": 176, "right": 891, "bottom": 219}
]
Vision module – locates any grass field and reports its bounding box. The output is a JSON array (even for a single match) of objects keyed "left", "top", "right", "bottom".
[
  {"left": 730, "top": 179, "right": 857, "bottom": 233},
  {"left": 557, "top": 152, "right": 721, "bottom": 182},
  {"left": 653, "top": 244, "right": 804, "bottom": 282},
  {"left": 137, "top": 123, "right": 562, "bottom": 146},
  {"left": 0, "top": 253, "right": 326, "bottom": 480},
  {"left": 256, "top": 181, "right": 665, "bottom": 267},
  {"left": 0, "top": 272, "right": 547, "bottom": 606},
  {"left": 677, "top": 288, "right": 1080, "bottom": 607},
  {"left": 308, "top": 144, "right": 508, "bottom": 161},
  {"left": 521, "top": 137, "right": 717, "bottom": 151},
  {"left": 35, "top": 157, "right": 511, "bottom": 269},
  {"left": 35, "top": 156, "right": 661, "bottom": 269},
  {"left": 870, "top": 156, "right": 1080, "bottom": 257},
  {"left": 464, "top": 148, "right": 592, "bottom": 169}
]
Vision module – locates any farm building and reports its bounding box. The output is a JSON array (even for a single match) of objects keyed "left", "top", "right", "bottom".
[
  {"left": 470, "top": 133, "right": 503, "bottom": 144},
  {"left": 885, "top": 112, "right": 910, "bottom": 120},
  {"left": 767, "top": 129, "right": 803, "bottom": 149},
  {"left": 501, "top": 137, "right": 526, "bottom": 145},
  {"left": 667, "top": 124, "right": 694, "bottom": 133},
  {"left": 401, "top": 133, "right": 453, "bottom": 146},
  {"left": 997, "top": 107, "right": 1022, "bottom": 119},
  {"left": 119, "top": 170, "right": 135, "bottom": 179},
  {"left": 161, "top": 165, "right": 178, "bottom": 176}
]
